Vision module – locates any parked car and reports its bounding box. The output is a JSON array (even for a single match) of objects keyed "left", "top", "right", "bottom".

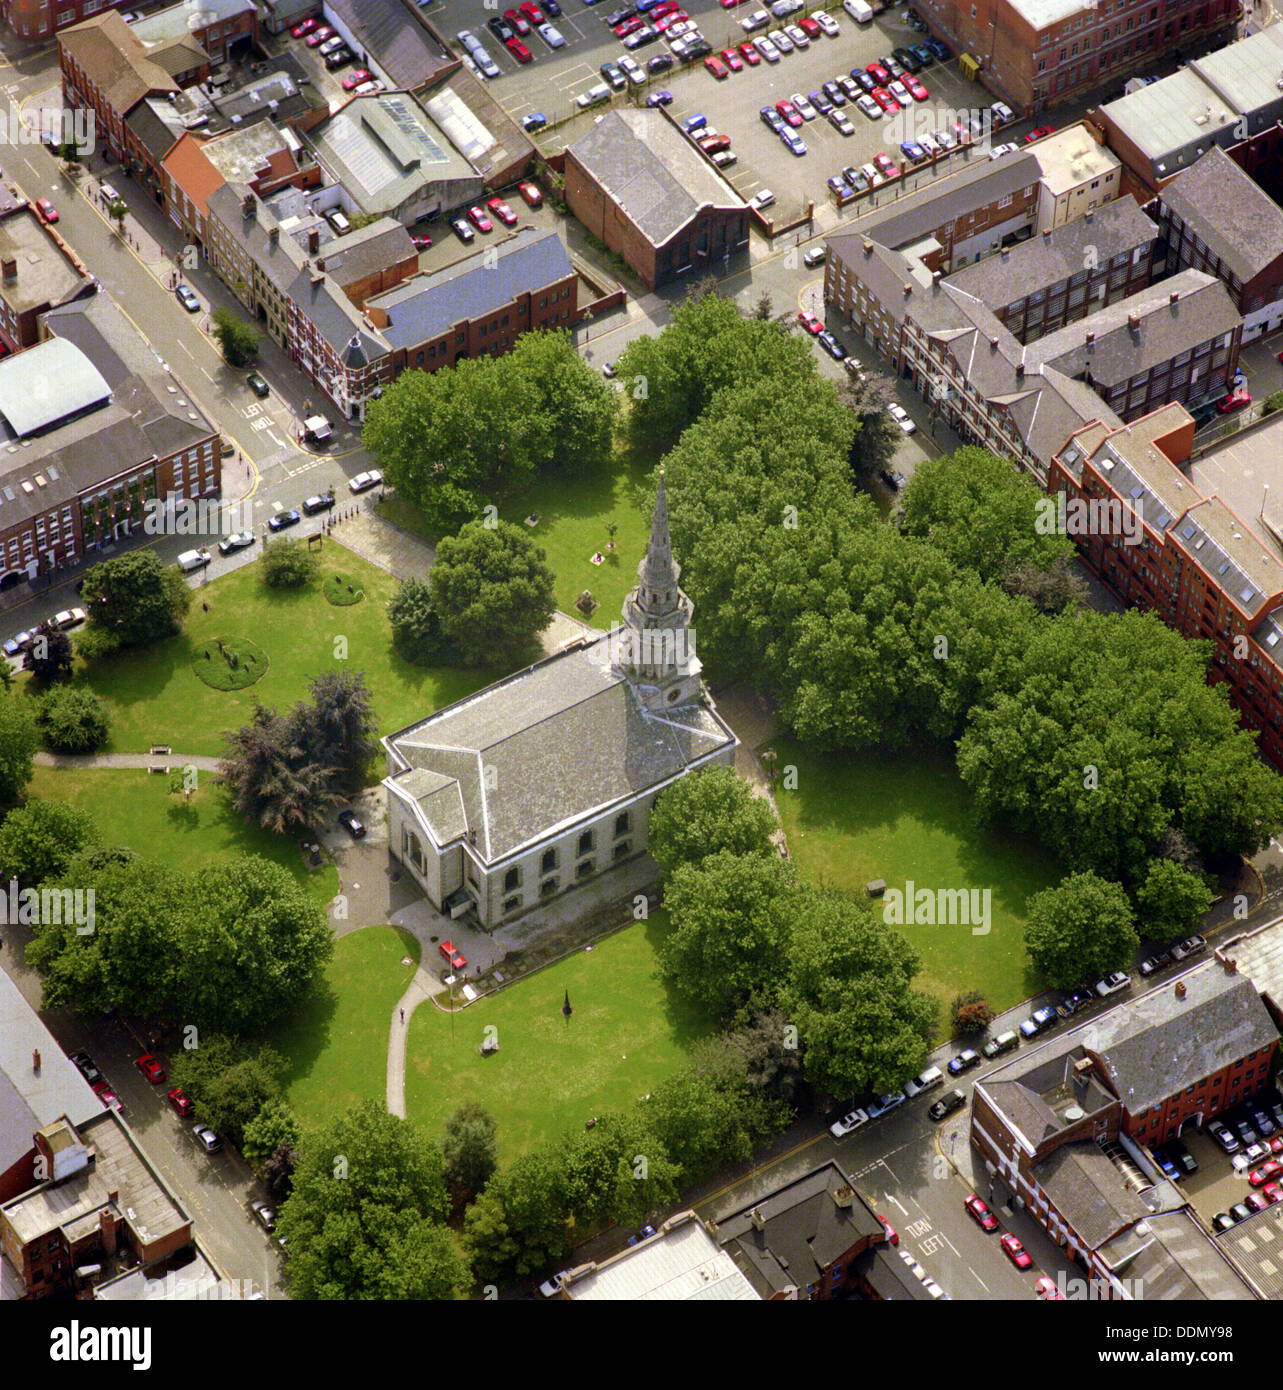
[
  {"left": 990, "top": 141, "right": 1020, "bottom": 160},
  {"left": 964, "top": 1193, "right": 999, "bottom": 1231},
  {"left": 487, "top": 197, "right": 518, "bottom": 227},
  {"left": 797, "top": 311, "right": 823, "bottom": 335},
  {"left": 1152, "top": 1148, "right": 1181, "bottom": 1182},
  {"left": 887, "top": 403, "right": 916, "bottom": 434},
  {"left": 250, "top": 1198, "right": 278, "bottom": 1234},
  {"left": 1170, "top": 933, "right": 1207, "bottom": 962},
  {"left": 93, "top": 1081, "right": 123, "bottom": 1112},
  {"left": 167, "top": 1086, "right": 194, "bottom": 1117},
  {"left": 1250, "top": 1159, "right": 1283, "bottom": 1187},
  {"left": 1094, "top": 971, "right": 1131, "bottom": 997},
  {"left": 338, "top": 809, "right": 366, "bottom": 838},
  {"left": 517, "top": 180, "right": 543, "bottom": 207},
  {"left": 521, "top": 112, "right": 548, "bottom": 132},
  {"left": 71, "top": 1052, "right": 103, "bottom": 1085},
  {"left": 829, "top": 1107, "right": 869, "bottom": 1137},
  {"left": 1213, "top": 1210, "right": 1238, "bottom": 1232},
  {"left": 1056, "top": 989, "right": 1093, "bottom": 1019},
  {"left": 450, "top": 217, "right": 476, "bottom": 244},
  {"left": 35, "top": 197, "right": 58, "bottom": 223},
  {"left": 192, "top": 1123, "right": 222, "bottom": 1154},
  {"left": 54, "top": 608, "right": 87, "bottom": 630},
  {"left": 627, "top": 1223, "right": 657, "bottom": 1245},
  {"left": 865, "top": 1091, "right": 905, "bottom": 1119},
  {"left": 291, "top": 17, "right": 321, "bottom": 37},
  {"left": 803, "top": 245, "right": 827, "bottom": 267},
  {"left": 4, "top": 630, "right": 33, "bottom": 659},
  {"left": 903, "top": 1065, "right": 944, "bottom": 1098},
  {"left": 1020, "top": 1005, "right": 1057, "bottom": 1038},
  {"left": 175, "top": 282, "right": 201, "bottom": 312},
  {"left": 1138, "top": 948, "right": 1172, "bottom": 977},
  {"left": 466, "top": 204, "right": 494, "bottom": 232},
  {"left": 1025, "top": 124, "right": 1056, "bottom": 142},
  {"left": 325, "top": 46, "right": 355, "bottom": 70},
  {"left": 1208, "top": 1119, "right": 1240, "bottom": 1154},
  {"left": 947, "top": 1048, "right": 980, "bottom": 1075},
  {"left": 1000, "top": 1233, "right": 1033, "bottom": 1269},
  {"left": 217, "top": 530, "right": 255, "bottom": 555},
  {"left": 348, "top": 469, "right": 383, "bottom": 494},
  {"left": 1166, "top": 1137, "right": 1198, "bottom": 1175},
  {"left": 439, "top": 939, "right": 467, "bottom": 971},
  {"left": 928, "top": 1088, "right": 966, "bottom": 1121},
  {"left": 302, "top": 492, "right": 335, "bottom": 515},
  {"left": 135, "top": 1052, "right": 167, "bottom": 1084},
  {"left": 1230, "top": 1201, "right": 1254, "bottom": 1223},
  {"left": 1035, "top": 1275, "right": 1065, "bottom": 1299},
  {"left": 982, "top": 1030, "right": 1019, "bottom": 1059},
  {"left": 268, "top": 508, "right": 301, "bottom": 531}
]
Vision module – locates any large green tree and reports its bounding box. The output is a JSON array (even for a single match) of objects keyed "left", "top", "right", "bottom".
[
  {"left": 0, "top": 695, "right": 39, "bottom": 806},
  {"left": 1133, "top": 858, "right": 1215, "bottom": 945},
  {"left": 169, "top": 1037, "right": 286, "bottom": 1148},
  {"left": 559, "top": 1110, "right": 679, "bottom": 1229},
  {"left": 36, "top": 686, "right": 111, "bottom": 753},
  {"left": 647, "top": 765, "right": 777, "bottom": 871},
  {"left": 0, "top": 798, "right": 98, "bottom": 885},
  {"left": 442, "top": 1102, "right": 499, "bottom": 1197},
  {"left": 429, "top": 520, "right": 556, "bottom": 668},
  {"left": 1024, "top": 872, "right": 1140, "bottom": 988},
  {"left": 387, "top": 577, "right": 455, "bottom": 666},
  {"left": 81, "top": 550, "right": 189, "bottom": 646}
]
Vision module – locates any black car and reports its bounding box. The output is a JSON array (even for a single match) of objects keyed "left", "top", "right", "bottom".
[
  {"left": 1056, "top": 989, "right": 1093, "bottom": 1019},
  {"left": 683, "top": 37, "right": 712, "bottom": 61},
  {"left": 1165, "top": 1137, "right": 1198, "bottom": 1175},
  {"left": 544, "top": 0, "right": 561, "bottom": 13},
  {"left": 647, "top": 52, "right": 674, "bottom": 74},
  {"left": 1230, "top": 1202, "right": 1254, "bottom": 1224},
  {"left": 302, "top": 492, "right": 335, "bottom": 515},
  {"left": 851, "top": 69, "right": 877, "bottom": 93},
  {"left": 246, "top": 371, "right": 269, "bottom": 398},
  {"left": 605, "top": 5, "right": 635, "bottom": 23},
  {"left": 338, "top": 809, "right": 366, "bottom": 839},
  {"left": 878, "top": 468, "right": 906, "bottom": 491},
  {"left": 488, "top": 15, "right": 515, "bottom": 41},
  {"left": 325, "top": 46, "right": 355, "bottom": 70},
  {"left": 71, "top": 1052, "right": 103, "bottom": 1086},
  {"left": 892, "top": 45, "right": 923, "bottom": 72},
  {"left": 267, "top": 508, "right": 301, "bottom": 532},
  {"left": 1170, "top": 933, "right": 1206, "bottom": 962},
  {"left": 1213, "top": 1211, "right": 1237, "bottom": 1232},
  {"left": 947, "top": 1048, "right": 980, "bottom": 1075},
  {"left": 760, "top": 105, "right": 784, "bottom": 131},
  {"left": 928, "top": 1088, "right": 966, "bottom": 1122},
  {"left": 1138, "top": 948, "right": 1172, "bottom": 976}
]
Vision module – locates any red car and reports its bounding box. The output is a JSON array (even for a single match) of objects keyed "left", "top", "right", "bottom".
[
  {"left": 655, "top": 10, "right": 688, "bottom": 29},
  {"left": 877, "top": 1214, "right": 898, "bottom": 1246},
  {"left": 519, "top": 0, "right": 545, "bottom": 21},
  {"left": 719, "top": 47, "right": 744, "bottom": 70},
  {"left": 342, "top": 68, "right": 374, "bottom": 91},
  {"left": 305, "top": 24, "right": 334, "bottom": 46},
  {"left": 615, "top": 15, "right": 645, "bottom": 35},
  {"left": 92, "top": 1081, "right": 122, "bottom": 1112},
  {"left": 738, "top": 40, "right": 762, "bottom": 64},
  {"left": 651, "top": 1, "right": 680, "bottom": 15},
  {"left": 506, "top": 36, "right": 533, "bottom": 62},
  {"left": 1268, "top": 1135, "right": 1283, "bottom": 1155},
  {"left": 721, "top": 0, "right": 748, "bottom": 7},
  {"left": 866, "top": 61, "right": 891, "bottom": 83},
  {"left": 1035, "top": 1275, "right": 1065, "bottom": 1300},
  {"left": 466, "top": 205, "right": 493, "bottom": 232},
  {"left": 135, "top": 1053, "right": 167, "bottom": 1084},
  {"left": 776, "top": 99, "right": 803, "bottom": 128},
  {"left": 1000, "top": 1233, "right": 1033, "bottom": 1269},
  {"left": 412, "top": 233, "right": 432, "bottom": 250},
  {"left": 1249, "top": 1159, "right": 1283, "bottom": 1187},
  {"left": 965, "top": 1193, "right": 999, "bottom": 1231},
  {"left": 705, "top": 55, "right": 730, "bottom": 78},
  {"left": 35, "top": 197, "right": 58, "bottom": 223},
  {"left": 487, "top": 196, "right": 518, "bottom": 226},
  {"left": 1218, "top": 387, "right": 1250, "bottom": 413},
  {"left": 1263, "top": 1181, "right": 1283, "bottom": 1203},
  {"left": 905, "top": 75, "right": 929, "bottom": 101},
  {"left": 439, "top": 940, "right": 467, "bottom": 970},
  {"left": 290, "top": 16, "right": 320, "bottom": 37},
  {"left": 504, "top": 7, "right": 531, "bottom": 33},
  {"left": 797, "top": 312, "right": 823, "bottom": 335},
  {"left": 871, "top": 86, "right": 899, "bottom": 112},
  {"left": 167, "top": 1087, "right": 194, "bottom": 1118},
  {"left": 1025, "top": 124, "right": 1056, "bottom": 142},
  {"left": 1246, "top": 1190, "right": 1271, "bottom": 1213},
  {"left": 873, "top": 152, "right": 901, "bottom": 180},
  {"left": 797, "top": 15, "right": 821, "bottom": 37},
  {"left": 518, "top": 179, "right": 543, "bottom": 208}
]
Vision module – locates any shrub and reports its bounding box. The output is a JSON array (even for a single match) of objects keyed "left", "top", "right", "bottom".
[{"left": 36, "top": 685, "right": 111, "bottom": 753}]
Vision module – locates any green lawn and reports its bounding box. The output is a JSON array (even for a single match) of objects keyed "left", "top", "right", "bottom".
[
  {"left": 771, "top": 739, "right": 1061, "bottom": 1014},
  {"left": 404, "top": 911, "right": 708, "bottom": 1160},
  {"left": 48, "top": 543, "right": 486, "bottom": 755},
  {"left": 270, "top": 925, "right": 421, "bottom": 1127},
  {"left": 27, "top": 766, "right": 339, "bottom": 912}
]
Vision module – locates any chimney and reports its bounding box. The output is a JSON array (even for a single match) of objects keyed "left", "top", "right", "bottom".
[
  {"left": 1085, "top": 209, "right": 1094, "bottom": 222},
  {"left": 311, "top": 270, "right": 323, "bottom": 287},
  {"left": 1, "top": 256, "right": 15, "bottom": 282},
  {"left": 32, "top": 1048, "right": 40, "bottom": 1072},
  {"left": 308, "top": 228, "right": 319, "bottom": 254},
  {"left": 1169, "top": 290, "right": 1179, "bottom": 305},
  {"left": 1016, "top": 362, "right": 1025, "bottom": 377},
  {"left": 989, "top": 334, "right": 999, "bottom": 349},
  {"left": 1128, "top": 312, "right": 1140, "bottom": 331},
  {"left": 832, "top": 1185, "right": 855, "bottom": 1210},
  {"left": 903, "top": 282, "right": 913, "bottom": 296},
  {"left": 268, "top": 226, "right": 279, "bottom": 246},
  {"left": 1175, "top": 979, "right": 1187, "bottom": 1000},
  {"left": 862, "top": 238, "right": 873, "bottom": 256},
  {"left": 1085, "top": 329, "right": 1095, "bottom": 344},
  {"left": 1219, "top": 952, "right": 1239, "bottom": 975},
  {"left": 241, "top": 192, "right": 255, "bottom": 218},
  {"left": 750, "top": 1207, "right": 766, "bottom": 1231},
  {"left": 98, "top": 1207, "right": 118, "bottom": 1258},
  {"left": 1001, "top": 247, "right": 1010, "bottom": 259},
  {"left": 1072, "top": 1056, "right": 1093, "bottom": 1092}
]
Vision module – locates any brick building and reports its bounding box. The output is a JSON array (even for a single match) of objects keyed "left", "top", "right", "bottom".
[
  {"left": 971, "top": 957, "right": 1274, "bottom": 1296},
  {"left": 0, "top": 200, "right": 95, "bottom": 355},
  {"left": 565, "top": 110, "right": 749, "bottom": 292},
  {"left": 1031, "top": 123, "right": 1124, "bottom": 230},
  {"left": 128, "top": 0, "right": 257, "bottom": 66},
  {"left": 1149, "top": 146, "right": 1283, "bottom": 342},
  {"left": 912, "top": 0, "right": 1238, "bottom": 116}
]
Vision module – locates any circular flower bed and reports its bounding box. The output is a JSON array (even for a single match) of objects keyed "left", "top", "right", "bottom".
[{"left": 191, "top": 635, "right": 269, "bottom": 690}]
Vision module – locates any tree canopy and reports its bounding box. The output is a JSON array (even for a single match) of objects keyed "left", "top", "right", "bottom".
[
  {"left": 1023, "top": 872, "right": 1140, "bottom": 988},
  {"left": 647, "top": 765, "right": 777, "bottom": 871},
  {"left": 81, "top": 550, "right": 189, "bottom": 647}
]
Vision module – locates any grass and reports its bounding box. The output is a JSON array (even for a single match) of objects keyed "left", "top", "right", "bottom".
[
  {"left": 46, "top": 543, "right": 487, "bottom": 754},
  {"left": 323, "top": 573, "right": 365, "bottom": 606},
  {"left": 190, "top": 635, "right": 268, "bottom": 691},
  {"left": 27, "top": 766, "right": 339, "bottom": 912},
  {"left": 269, "top": 925, "right": 421, "bottom": 1127},
  {"left": 375, "top": 494, "right": 439, "bottom": 545},
  {"left": 404, "top": 910, "right": 709, "bottom": 1161},
  {"left": 770, "top": 738, "right": 1061, "bottom": 1015}
]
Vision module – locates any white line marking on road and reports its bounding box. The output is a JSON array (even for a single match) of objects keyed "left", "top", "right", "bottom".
[
  {"left": 967, "top": 1265, "right": 989, "bottom": 1291},
  {"left": 201, "top": 367, "right": 214, "bottom": 380},
  {"left": 939, "top": 1232, "right": 961, "bottom": 1257},
  {"left": 267, "top": 431, "right": 286, "bottom": 449},
  {"left": 883, "top": 1193, "right": 909, "bottom": 1215}
]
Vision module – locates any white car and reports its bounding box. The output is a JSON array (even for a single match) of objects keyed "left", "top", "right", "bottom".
[
  {"left": 814, "top": 10, "right": 840, "bottom": 34},
  {"left": 791, "top": 92, "right": 816, "bottom": 120},
  {"left": 1094, "top": 971, "right": 1131, "bottom": 997},
  {"left": 860, "top": 161, "right": 882, "bottom": 186},
  {"left": 768, "top": 27, "right": 793, "bottom": 51},
  {"left": 618, "top": 54, "right": 644, "bottom": 83},
  {"left": 888, "top": 78, "right": 911, "bottom": 104},
  {"left": 749, "top": 187, "right": 775, "bottom": 209},
  {"left": 473, "top": 46, "right": 501, "bottom": 77},
  {"left": 741, "top": 7, "right": 770, "bottom": 30},
  {"left": 754, "top": 35, "right": 780, "bottom": 60},
  {"left": 829, "top": 1108, "right": 869, "bottom": 1138},
  {"left": 348, "top": 469, "right": 383, "bottom": 494},
  {"left": 770, "top": 0, "right": 803, "bottom": 14},
  {"left": 829, "top": 110, "right": 855, "bottom": 135},
  {"left": 784, "top": 22, "right": 809, "bottom": 46},
  {"left": 352, "top": 80, "right": 384, "bottom": 94},
  {"left": 538, "top": 21, "right": 566, "bottom": 46},
  {"left": 456, "top": 28, "right": 479, "bottom": 48},
  {"left": 667, "top": 18, "right": 697, "bottom": 39},
  {"left": 54, "top": 607, "right": 87, "bottom": 629},
  {"left": 888, "top": 403, "right": 916, "bottom": 434},
  {"left": 990, "top": 141, "right": 1020, "bottom": 160},
  {"left": 857, "top": 93, "right": 881, "bottom": 119},
  {"left": 538, "top": 1272, "right": 568, "bottom": 1298}
]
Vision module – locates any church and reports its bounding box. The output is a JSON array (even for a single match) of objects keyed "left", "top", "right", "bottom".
[{"left": 382, "top": 475, "right": 738, "bottom": 929}]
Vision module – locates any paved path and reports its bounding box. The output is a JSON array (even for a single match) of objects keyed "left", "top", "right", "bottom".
[{"left": 34, "top": 751, "right": 222, "bottom": 771}]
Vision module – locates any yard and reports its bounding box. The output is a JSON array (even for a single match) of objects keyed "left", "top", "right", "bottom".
[
  {"left": 403, "top": 910, "right": 708, "bottom": 1161},
  {"left": 49, "top": 542, "right": 485, "bottom": 755},
  {"left": 771, "top": 739, "right": 1061, "bottom": 1014},
  {"left": 26, "top": 765, "right": 339, "bottom": 911}
]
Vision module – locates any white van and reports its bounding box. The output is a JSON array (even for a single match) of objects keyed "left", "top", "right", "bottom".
[
  {"left": 844, "top": 0, "right": 874, "bottom": 20},
  {"left": 903, "top": 1064, "right": 944, "bottom": 1098},
  {"left": 304, "top": 415, "right": 332, "bottom": 442},
  {"left": 576, "top": 82, "right": 611, "bottom": 109},
  {"left": 177, "top": 549, "right": 211, "bottom": 573}
]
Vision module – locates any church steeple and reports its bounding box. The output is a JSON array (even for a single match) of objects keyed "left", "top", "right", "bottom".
[{"left": 613, "top": 469, "right": 702, "bottom": 710}]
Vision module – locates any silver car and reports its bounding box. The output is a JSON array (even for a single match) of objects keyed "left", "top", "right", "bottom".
[{"left": 538, "top": 22, "right": 566, "bottom": 46}]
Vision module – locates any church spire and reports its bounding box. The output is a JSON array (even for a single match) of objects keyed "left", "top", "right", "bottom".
[{"left": 639, "top": 467, "right": 680, "bottom": 594}]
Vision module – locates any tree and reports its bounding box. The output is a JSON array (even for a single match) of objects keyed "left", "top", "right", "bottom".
[
  {"left": 0, "top": 696, "right": 40, "bottom": 806},
  {"left": 260, "top": 538, "right": 318, "bottom": 589},
  {"left": 262, "top": 1142, "right": 299, "bottom": 1200},
  {"left": 899, "top": 446, "right": 1075, "bottom": 584},
  {"left": 717, "top": 1005, "right": 807, "bottom": 1106},
  {"left": 242, "top": 1099, "right": 302, "bottom": 1172},
  {"left": 23, "top": 620, "right": 73, "bottom": 683},
  {"left": 1000, "top": 554, "right": 1088, "bottom": 614},
  {"left": 293, "top": 671, "right": 378, "bottom": 796},
  {"left": 429, "top": 520, "right": 556, "bottom": 668},
  {"left": 1024, "top": 872, "right": 1140, "bottom": 989},
  {"left": 1262, "top": 389, "right": 1283, "bottom": 418},
  {"left": 211, "top": 306, "right": 261, "bottom": 366},
  {"left": 484, "top": 1150, "right": 570, "bottom": 1279},
  {"left": 560, "top": 1110, "right": 679, "bottom": 1229},
  {"left": 36, "top": 685, "right": 112, "bottom": 753},
  {"left": 81, "top": 550, "right": 189, "bottom": 646},
  {"left": 753, "top": 291, "right": 774, "bottom": 320},
  {"left": 784, "top": 891, "right": 936, "bottom": 1099},
  {"left": 219, "top": 701, "right": 344, "bottom": 837},
  {"left": 56, "top": 139, "right": 82, "bottom": 171},
  {"left": 442, "top": 1102, "right": 499, "bottom": 1197},
  {"left": 660, "top": 851, "right": 797, "bottom": 1015},
  {"left": 1134, "top": 858, "right": 1215, "bottom": 944},
  {"left": 838, "top": 374, "right": 901, "bottom": 484},
  {"left": 462, "top": 1187, "right": 520, "bottom": 1285},
  {"left": 106, "top": 196, "right": 127, "bottom": 233},
  {"left": 176, "top": 856, "right": 333, "bottom": 1034},
  {"left": 387, "top": 577, "right": 456, "bottom": 666},
  {"left": 0, "top": 798, "right": 98, "bottom": 885},
  {"left": 169, "top": 1037, "right": 286, "bottom": 1148},
  {"left": 950, "top": 990, "right": 994, "bottom": 1036},
  {"left": 647, "top": 766, "right": 776, "bottom": 871},
  {"left": 278, "top": 1100, "right": 457, "bottom": 1300}
]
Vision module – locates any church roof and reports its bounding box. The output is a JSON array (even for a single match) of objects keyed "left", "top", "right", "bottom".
[{"left": 384, "top": 634, "right": 735, "bottom": 862}]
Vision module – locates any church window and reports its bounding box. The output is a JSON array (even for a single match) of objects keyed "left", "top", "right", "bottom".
[
  {"left": 577, "top": 858, "right": 594, "bottom": 879},
  {"left": 577, "top": 829, "right": 594, "bottom": 855},
  {"left": 541, "top": 876, "right": 559, "bottom": 897},
  {"left": 614, "top": 812, "right": 630, "bottom": 837},
  {"left": 541, "top": 847, "right": 557, "bottom": 874},
  {"left": 504, "top": 866, "right": 520, "bottom": 892},
  {"left": 503, "top": 895, "right": 522, "bottom": 913}
]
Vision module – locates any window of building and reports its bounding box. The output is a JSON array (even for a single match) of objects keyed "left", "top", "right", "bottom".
[
  {"left": 576, "top": 859, "right": 594, "bottom": 880},
  {"left": 614, "top": 811, "right": 630, "bottom": 837},
  {"left": 541, "top": 848, "right": 557, "bottom": 874},
  {"left": 613, "top": 840, "right": 632, "bottom": 860},
  {"left": 504, "top": 867, "right": 520, "bottom": 892},
  {"left": 577, "top": 830, "right": 594, "bottom": 856},
  {"left": 541, "top": 876, "right": 559, "bottom": 897},
  {"left": 503, "top": 895, "right": 522, "bottom": 914}
]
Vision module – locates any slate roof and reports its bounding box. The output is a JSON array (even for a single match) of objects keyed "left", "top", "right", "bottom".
[
  {"left": 1078, "top": 961, "right": 1279, "bottom": 1114},
  {"left": 384, "top": 633, "right": 735, "bottom": 863},
  {"left": 1171, "top": 498, "right": 1283, "bottom": 622},
  {"left": 207, "top": 183, "right": 308, "bottom": 295},
  {"left": 1101, "top": 1209, "right": 1257, "bottom": 1300},
  {"left": 368, "top": 227, "right": 572, "bottom": 349},
  {"left": 1157, "top": 146, "right": 1283, "bottom": 287},
  {"left": 315, "top": 217, "right": 415, "bottom": 288},
  {"left": 58, "top": 10, "right": 179, "bottom": 115},
  {"left": 287, "top": 262, "right": 389, "bottom": 357},
  {"left": 568, "top": 109, "right": 745, "bottom": 251},
  {"left": 1036, "top": 1144, "right": 1151, "bottom": 1251},
  {"left": 322, "top": 0, "right": 453, "bottom": 91}
]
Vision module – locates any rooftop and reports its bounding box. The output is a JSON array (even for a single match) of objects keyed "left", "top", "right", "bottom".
[
  {"left": 128, "top": 0, "right": 255, "bottom": 48},
  {"left": 1169, "top": 497, "right": 1283, "bottom": 622},
  {"left": 315, "top": 217, "right": 416, "bottom": 291},
  {"left": 1156, "top": 146, "right": 1283, "bottom": 286},
  {"left": 1026, "top": 122, "right": 1122, "bottom": 197},
  {"left": 1219, "top": 919, "right": 1283, "bottom": 1020},
  {"left": 0, "top": 208, "right": 92, "bottom": 315},
  {"left": 1006, "top": 0, "right": 1092, "bottom": 27},
  {"left": 322, "top": 0, "right": 453, "bottom": 92},
  {"left": 58, "top": 10, "right": 179, "bottom": 116},
  {"left": 561, "top": 1213, "right": 759, "bottom": 1300},
  {"left": 0, "top": 338, "right": 111, "bottom": 438},
  {"left": 567, "top": 109, "right": 746, "bottom": 250}
]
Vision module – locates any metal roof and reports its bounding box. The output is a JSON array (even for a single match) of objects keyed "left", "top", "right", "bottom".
[{"left": 0, "top": 338, "right": 111, "bottom": 437}]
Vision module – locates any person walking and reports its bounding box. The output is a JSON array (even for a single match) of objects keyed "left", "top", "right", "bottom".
[{"left": 399, "top": 1007, "right": 405, "bottom": 1024}]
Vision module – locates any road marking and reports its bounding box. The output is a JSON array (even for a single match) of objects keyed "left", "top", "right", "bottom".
[
  {"left": 967, "top": 1265, "right": 990, "bottom": 1291},
  {"left": 267, "top": 431, "right": 287, "bottom": 449},
  {"left": 882, "top": 1192, "right": 909, "bottom": 1215}
]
